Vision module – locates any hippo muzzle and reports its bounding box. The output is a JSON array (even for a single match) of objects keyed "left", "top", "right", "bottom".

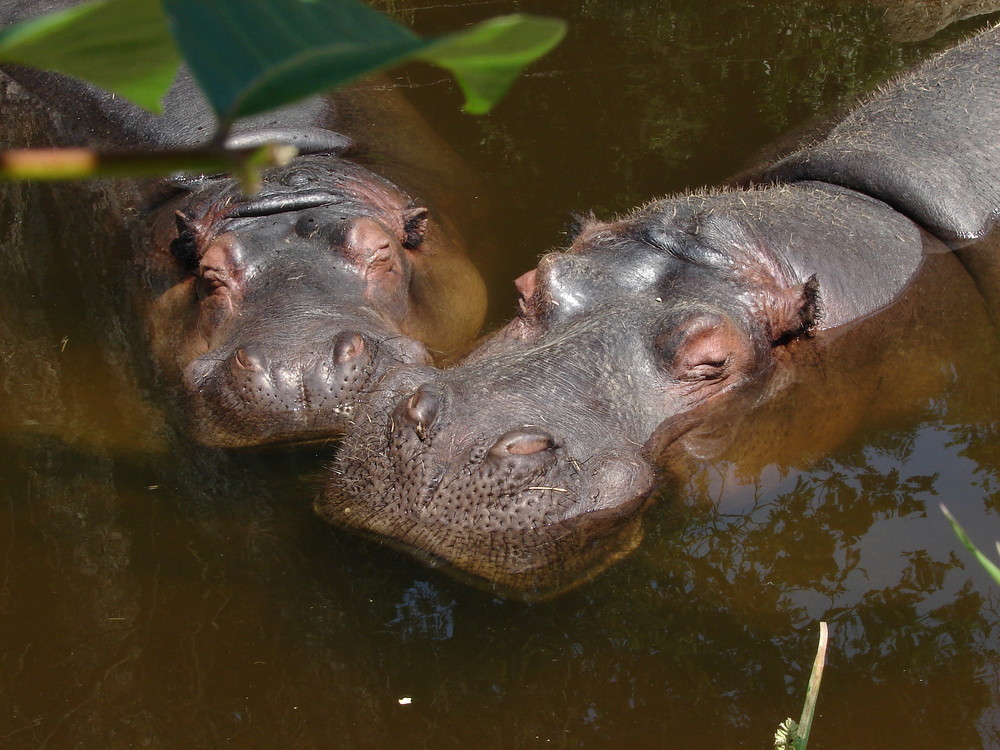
[{"left": 321, "top": 349, "right": 659, "bottom": 599}]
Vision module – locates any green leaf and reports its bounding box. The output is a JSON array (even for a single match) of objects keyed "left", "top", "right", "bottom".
[
  {"left": 419, "top": 15, "right": 567, "bottom": 115},
  {"left": 162, "top": 0, "right": 565, "bottom": 123},
  {"left": 0, "top": 0, "right": 180, "bottom": 113},
  {"left": 941, "top": 504, "right": 1000, "bottom": 585},
  {"left": 162, "top": 0, "right": 426, "bottom": 124},
  {"left": 0, "top": 0, "right": 564, "bottom": 130}
]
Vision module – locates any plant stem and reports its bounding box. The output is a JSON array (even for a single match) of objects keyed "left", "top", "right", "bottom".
[
  {"left": 941, "top": 504, "right": 1000, "bottom": 584},
  {"left": 796, "top": 621, "right": 829, "bottom": 749}
]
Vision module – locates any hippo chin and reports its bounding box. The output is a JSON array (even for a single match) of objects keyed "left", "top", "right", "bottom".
[{"left": 321, "top": 24, "right": 1000, "bottom": 599}]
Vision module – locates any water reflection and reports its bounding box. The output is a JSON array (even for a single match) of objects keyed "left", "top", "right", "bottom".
[
  {"left": 390, "top": 581, "right": 456, "bottom": 641},
  {"left": 2, "top": 0, "right": 999, "bottom": 748},
  {"left": 634, "top": 422, "right": 1000, "bottom": 748}
]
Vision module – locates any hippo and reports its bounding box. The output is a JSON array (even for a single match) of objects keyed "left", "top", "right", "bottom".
[
  {"left": 319, "top": 24, "right": 1000, "bottom": 599},
  {"left": 0, "top": 1, "right": 487, "bottom": 448}
]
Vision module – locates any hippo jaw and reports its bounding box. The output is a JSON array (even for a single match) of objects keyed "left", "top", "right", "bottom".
[
  {"left": 319, "top": 492, "right": 656, "bottom": 602},
  {"left": 321, "top": 315, "right": 756, "bottom": 597},
  {"left": 322, "top": 323, "right": 762, "bottom": 598},
  {"left": 323, "top": 386, "right": 658, "bottom": 599},
  {"left": 320, "top": 321, "right": 669, "bottom": 597}
]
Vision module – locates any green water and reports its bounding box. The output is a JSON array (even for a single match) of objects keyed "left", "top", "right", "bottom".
[{"left": 1, "top": 1, "right": 998, "bottom": 747}]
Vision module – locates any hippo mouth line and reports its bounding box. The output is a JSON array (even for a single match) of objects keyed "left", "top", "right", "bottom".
[
  {"left": 184, "top": 394, "right": 361, "bottom": 448},
  {"left": 219, "top": 431, "right": 344, "bottom": 452}
]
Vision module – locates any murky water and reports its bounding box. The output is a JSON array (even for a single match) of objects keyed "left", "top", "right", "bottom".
[{"left": 2, "top": 1, "right": 999, "bottom": 747}]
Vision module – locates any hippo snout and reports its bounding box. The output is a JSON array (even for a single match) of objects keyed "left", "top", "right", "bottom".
[
  {"left": 231, "top": 328, "right": 365, "bottom": 385},
  {"left": 323, "top": 372, "right": 660, "bottom": 598},
  {"left": 184, "top": 327, "right": 429, "bottom": 447},
  {"left": 224, "top": 329, "right": 372, "bottom": 417}
]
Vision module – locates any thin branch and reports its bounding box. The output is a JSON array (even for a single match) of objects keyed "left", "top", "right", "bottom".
[{"left": 0, "top": 142, "right": 297, "bottom": 187}]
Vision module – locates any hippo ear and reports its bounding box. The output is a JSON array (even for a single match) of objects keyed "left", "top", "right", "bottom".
[
  {"left": 401, "top": 206, "right": 429, "bottom": 250},
  {"left": 170, "top": 211, "right": 201, "bottom": 274},
  {"left": 759, "top": 274, "right": 821, "bottom": 344},
  {"left": 692, "top": 211, "right": 822, "bottom": 342}
]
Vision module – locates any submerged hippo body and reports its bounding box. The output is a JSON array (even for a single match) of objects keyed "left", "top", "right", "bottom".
[
  {"left": 322, "top": 24, "right": 1000, "bottom": 599},
  {"left": 0, "top": 1, "right": 487, "bottom": 448}
]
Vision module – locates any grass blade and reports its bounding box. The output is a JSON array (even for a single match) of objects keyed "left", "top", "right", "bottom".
[{"left": 941, "top": 504, "right": 1000, "bottom": 585}]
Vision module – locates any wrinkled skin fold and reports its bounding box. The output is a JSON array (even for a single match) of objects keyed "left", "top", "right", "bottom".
[{"left": 321, "top": 23, "right": 1000, "bottom": 599}]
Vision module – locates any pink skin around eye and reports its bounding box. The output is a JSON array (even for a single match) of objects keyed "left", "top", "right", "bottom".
[
  {"left": 343, "top": 217, "right": 409, "bottom": 291},
  {"left": 195, "top": 235, "right": 243, "bottom": 345}
]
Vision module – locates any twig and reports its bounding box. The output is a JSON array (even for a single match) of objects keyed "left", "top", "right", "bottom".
[{"left": 0, "top": 142, "right": 297, "bottom": 189}]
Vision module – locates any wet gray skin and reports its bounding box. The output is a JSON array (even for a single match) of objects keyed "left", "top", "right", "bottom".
[
  {"left": 144, "top": 155, "right": 442, "bottom": 448},
  {"left": 323, "top": 184, "right": 905, "bottom": 599},
  {"left": 321, "top": 24, "right": 1000, "bottom": 599}
]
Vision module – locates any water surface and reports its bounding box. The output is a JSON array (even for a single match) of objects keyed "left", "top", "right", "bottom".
[{"left": 1, "top": 1, "right": 999, "bottom": 747}]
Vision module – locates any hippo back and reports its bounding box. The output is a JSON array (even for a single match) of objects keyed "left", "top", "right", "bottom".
[{"left": 764, "top": 22, "right": 1000, "bottom": 245}]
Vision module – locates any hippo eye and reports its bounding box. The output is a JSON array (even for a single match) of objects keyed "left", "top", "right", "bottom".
[
  {"left": 678, "top": 359, "right": 728, "bottom": 381},
  {"left": 655, "top": 314, "right": 747, "bottom": 383},
  {"left": 656, "top": 335, "right": 728, "bottom": 381},
  {"left": 368, "top": 248, "right": 397, "bottom": 278}
]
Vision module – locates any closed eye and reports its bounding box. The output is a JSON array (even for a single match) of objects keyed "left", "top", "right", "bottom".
[{"left": 678, "top": 360, "right": 728, "bottom": 381}]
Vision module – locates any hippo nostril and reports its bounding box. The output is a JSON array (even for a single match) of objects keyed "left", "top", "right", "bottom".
[
  {"left": 294, "top": 214, "right": 319, "bottom": 238},
  {"left": 234, "top": 347, "right": 263, "bottom": 371},
  {"left": 402, "top": 387, "right": 440, "bottom": 439},
  {"left": 489, "top": 428, "right": 557, "bottom": 457},
  {"left": 333, "top": 331, "right": 366, "bottom": 364}
]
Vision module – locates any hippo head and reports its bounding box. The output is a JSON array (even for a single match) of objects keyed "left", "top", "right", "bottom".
[
  {"left": 145, "top": 154, "right": 481, "bottom": 448},
  {"left": 321, "top": 197, "right": 819, "bottom": 598}
]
